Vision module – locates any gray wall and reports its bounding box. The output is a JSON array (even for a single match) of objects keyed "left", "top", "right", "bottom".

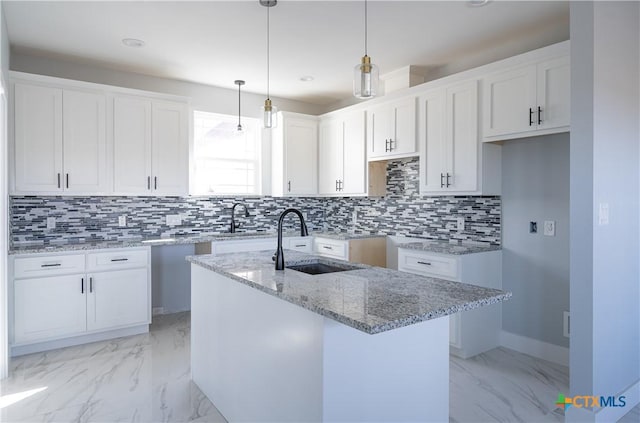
[
  {"left": 501, "top": 134, "right": 569, "bottom": 348},
  {"left": 9, "top": 51, "right": 324, "bottom": 118},
  {"left": 151, "top": 244, "right": 194, "bottom": 314},
  {"left": 569, "top": 1, "right": 639, "bottom": 417}
]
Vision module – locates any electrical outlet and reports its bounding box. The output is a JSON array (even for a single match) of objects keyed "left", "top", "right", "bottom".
[
  {"left": 456, "top": 217, "right": 465, "bottom": 231},
  {"left": 598, "top": 203, "right": 609, "bottom": 225},
  {"left": 543, "top": 220, "right": 556, "bottom": 236},
  {"left": 46, "top": 217, "right": 56, "bottom": 230},
  {"left": 563, "top": 311, "right": 570, "bottom": 338},
  {"left": 352, "top": 211, "right": 358, "bottom": 225},
  {"left": 118, "top": 215, "right": 127, "bottom": 227},
  {"left": 529, "top": 221, "right": 537, "bottom": 233},
  {"left": 165, "top": 215, "right": 182, "bottom": 226}
]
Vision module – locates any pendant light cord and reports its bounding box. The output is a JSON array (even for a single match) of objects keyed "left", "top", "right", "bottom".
[
  {"left": 238, "top": 83, "right": 241, "bottom": 127},
  {"left": 267, "top": 5, "right": 270, "bottom": 100},
  {"left": 364, "top": 0, "right": 368, "bottom": 56}
]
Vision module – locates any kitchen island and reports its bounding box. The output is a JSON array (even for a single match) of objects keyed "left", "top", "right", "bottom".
[{"left": 188, "top": 251, "right": 510, "bottom": 422}]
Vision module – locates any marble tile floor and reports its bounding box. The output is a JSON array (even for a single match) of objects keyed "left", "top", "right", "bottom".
[
  {"left": 1, "top": 312, "right": 638, "bottom": 422},
  {"left": 0, "top": 313, "right": 225, "bottom": 423}
]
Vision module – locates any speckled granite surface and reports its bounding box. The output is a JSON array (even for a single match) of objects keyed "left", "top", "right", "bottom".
[
  {"left": 397, "top": 239, "right": 502, "bottom": 255},
  {"left": 187, "top": 251, "right": 510, "bottom": 334},
  {"left": 9, "top": 231, "right": 387, "bottom": 255},
  {"left": 9, "top": 231, "right": 281, "bottom": 255}
]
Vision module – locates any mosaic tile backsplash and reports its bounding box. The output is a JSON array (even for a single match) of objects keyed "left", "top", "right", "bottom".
[{"left": 10, "top": 158, "right": 501, "bottom": 247}]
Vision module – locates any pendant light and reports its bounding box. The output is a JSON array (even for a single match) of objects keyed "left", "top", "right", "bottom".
[
  {"left": 260, "top": 0, "right": 278, "bottom": 128},
  {"left": 234, "top": 80, "right": 245, "bottom": 133},
  {"left": 353, "top": 0, "right": 379, "bottom": 99}
]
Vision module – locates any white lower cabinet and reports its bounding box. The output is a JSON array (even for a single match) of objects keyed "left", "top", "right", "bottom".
[
  {"left": 14, "top": 274, "right": 87, "bottom": 344},
  {"left": 314, "top": 236, "right": 386, "bottom": 267},
  {"left": 87, "top": 268, "right": 149, "bottom": 332},
  {"left": 398, "top": 248, "right": 502, "bottom": 358},
  {"left": 10, "top": 247, "right": 151, "bottom": 354}
]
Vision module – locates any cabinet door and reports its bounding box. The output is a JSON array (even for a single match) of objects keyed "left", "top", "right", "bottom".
[
  {"left": 62, "top": 90, "right": 107, "bottom": 193},
  {"left": 419, "top": 89, "right": 447, "bottom": 193},
  {"left": 446, "top": 80, "right": 479, "bottom": 192},
  {"left": 391, "top": 97, "right": 417, "bottom": 155},
  {"left": 87, "top": 268, "right": 149, "bottom": 332},
  {"left": 342, "top": 110, "right": 366, "bottom": 195},
  {"left": 152, "top": 100, "right": 189, "bottom": 195},
  {"left": 537, "top": 56, "right": 570, "bottom": 131},
  {"left": 482, "top": 66, "right": 537, "bottom": 139},
  {"left": 367, "top": 103, "right": 390, "bottom": 159},
  {"left": 114, "top": 96, "right": 152, "bottom": 194},
  {"left": 318, "top": 119, "right": 343, "bottom": 195},
  {"left": 14, "top": 274, "right": 86, "bottom": 344},
  {"left": 284, "top": 117, "right": 318, "bottom": 195},
  {"left": 13, "top": 83, "right": 63, "bottom": 192}
]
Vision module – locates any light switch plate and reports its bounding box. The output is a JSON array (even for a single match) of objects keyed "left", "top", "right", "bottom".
[
  {"left": 118, "top": 215, "right": 127, "bottom": 227},
  {"left": 46, "top": 217, "right": 56, "bottom": 230},
  {"left": 598, "top": 203, "right": 609, "bottom": 225},
  {"left": 456, "top": 217, "right": 465, "bottom": 231},
  {"left": 543, "top": 220, "right": 555, "bottom": 236}
]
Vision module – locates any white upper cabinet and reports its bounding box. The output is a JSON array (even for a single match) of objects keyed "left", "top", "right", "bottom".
[
  {"left": 113, "top": 96, "right": 152, "bottom": 194},
  {"left": 14, "top": 83, "right": 63, "bottom": 193},
  {"left": 420, "top": 80, "right": 480, "bottom": 194},
  {"left": 151, "top": 100, "right": 189, "bottom": 195},
  {"left": 367, "top": 96, "right": 417, "bottom": 160},
  {"left": 482, "top": 54, "right": 570, "bottom": 141},
  {"left": 11, "top": 74, "right": 190, "bottom": 196},
  {"left": 420, "top": 80, "right": 500, "bottom": 196},
  {"left": 13, "top": 84, "right": 107, "bottom": 194},
  {"left": 272, "top": 112, "right": 318, "bottom": 196},
  {"left": 62, "top": 90, "right": 108, "bottom": 193},
  {"left": 318, "top": 110, "right": 366, "bottom": 196},
  {"left": 114, "top": 97, "right": 188, "bottom": 196}
]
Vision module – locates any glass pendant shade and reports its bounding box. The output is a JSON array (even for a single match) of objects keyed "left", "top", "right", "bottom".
[
  {"left": 354, "top": 55, "right": 379, "bottom": 99},
  {"left": 262, "top": 98, "right": 278, "bottom": 129}
]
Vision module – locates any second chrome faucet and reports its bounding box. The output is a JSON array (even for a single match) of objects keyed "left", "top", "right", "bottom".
[{"left": 230, "top": 202, "right": 250, "bottom": 233}]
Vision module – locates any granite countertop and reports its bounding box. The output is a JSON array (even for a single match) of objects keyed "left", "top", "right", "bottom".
[
  {"left": 396, "top": 239, "right": 502, "bottom": 255},
  {"left": 9, "top": 230, "right": 388, "bottom": 255},
  {"left": 8, "top": 231, "right": 285, "bottom": 255},
  {"left": 187, "top": 251, "right": 511, "bottom": 335}
]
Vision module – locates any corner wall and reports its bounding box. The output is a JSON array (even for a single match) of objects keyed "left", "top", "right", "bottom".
[{"left": 501, "top": 134, "right": 569, "bottom": 349}]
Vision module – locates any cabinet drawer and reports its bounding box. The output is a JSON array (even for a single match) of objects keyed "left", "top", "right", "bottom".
[
  {"left": 14, "top": 254, "right": 85, "bottom": 279},
  {"left": 87, "top": 249, "right": 149, "bottom": 271},
  {"left": 211, "top": 238, "right": 276, "bottom": 255},
  {"left": 314, "top": 238, "right": 348, "bottom": 260},
  {"left": 398, "top": 250, "right": 459, "bottom": 281},
  {"left": 285, "top": 237, "right": 313, "bottom": 253}
]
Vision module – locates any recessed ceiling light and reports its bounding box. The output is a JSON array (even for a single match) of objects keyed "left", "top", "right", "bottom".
[
  {"left": 300, "top": 75, "right": 314, "bottom": 82},
  {"left": 468, "top": 0, "right": 490, "bottom": 7},
  {"left": 122, "top": 38, "right": 145, "bottom": 48}
]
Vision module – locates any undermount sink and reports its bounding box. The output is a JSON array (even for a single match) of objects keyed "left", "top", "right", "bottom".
[{"left": 286, "top": 262, "right": 359, "bottom": 275}]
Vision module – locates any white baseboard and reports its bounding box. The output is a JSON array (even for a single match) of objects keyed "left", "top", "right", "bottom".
[{"left": 500, "top": 330, "right": 569, "bottom": 367}]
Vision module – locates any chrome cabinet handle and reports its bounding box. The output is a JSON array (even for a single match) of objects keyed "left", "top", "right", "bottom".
[
  {"left": 66, "top": 173, "right": 69, "bottom": 189},
  {"left": 89, "top": 277, "right": 93, "bottom": 293},
  {"left": 294, "top": 244, "right": 306, "bottom": 248},
  {"left": 446, "top": 173, "right": 451, "bottom": 188},
  {"left": 81, "top": 277, "right": 84, "bottom": 294},
  {"left": 440, "top": 173, "right": 445, "bottom": 188},
  {"left": 417, "top": 261, "right": 432, "bottom": 266},
  {"left": 57, "top": 173, "right": 61, "bottom": 189},
  {"left": 389, "top": 139, "right": 394, "bottom": 151},
  {"left": 110, "top": 258, "right": 128, "bottom": 262},
  {"left": 323, "top": 246, "right": 332, "bottom": 250},
  {"left": 287, "top": 181, "right": 291, "bottom": 192},
  {"left": 41, "top": 263, "right": 61, "bottom": 268},
  {"left": 154, "top": 176, "right": 158, "bottom": 190},
  {"left": 147, "top": 176, "right": 151, "bottom": 190}
]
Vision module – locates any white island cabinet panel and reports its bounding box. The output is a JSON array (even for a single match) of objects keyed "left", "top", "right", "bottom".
[{"left": 191, "top": 264, "right": 449, "bottom": 423}]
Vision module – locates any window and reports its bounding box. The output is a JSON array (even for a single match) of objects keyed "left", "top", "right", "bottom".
[{"left": 193, "top": 111, "right": 261, "bottom": 195}]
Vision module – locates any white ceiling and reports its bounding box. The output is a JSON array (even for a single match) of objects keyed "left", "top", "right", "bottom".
[{"left": 3, "top": 0, "right": 569, "bottom": 106}]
